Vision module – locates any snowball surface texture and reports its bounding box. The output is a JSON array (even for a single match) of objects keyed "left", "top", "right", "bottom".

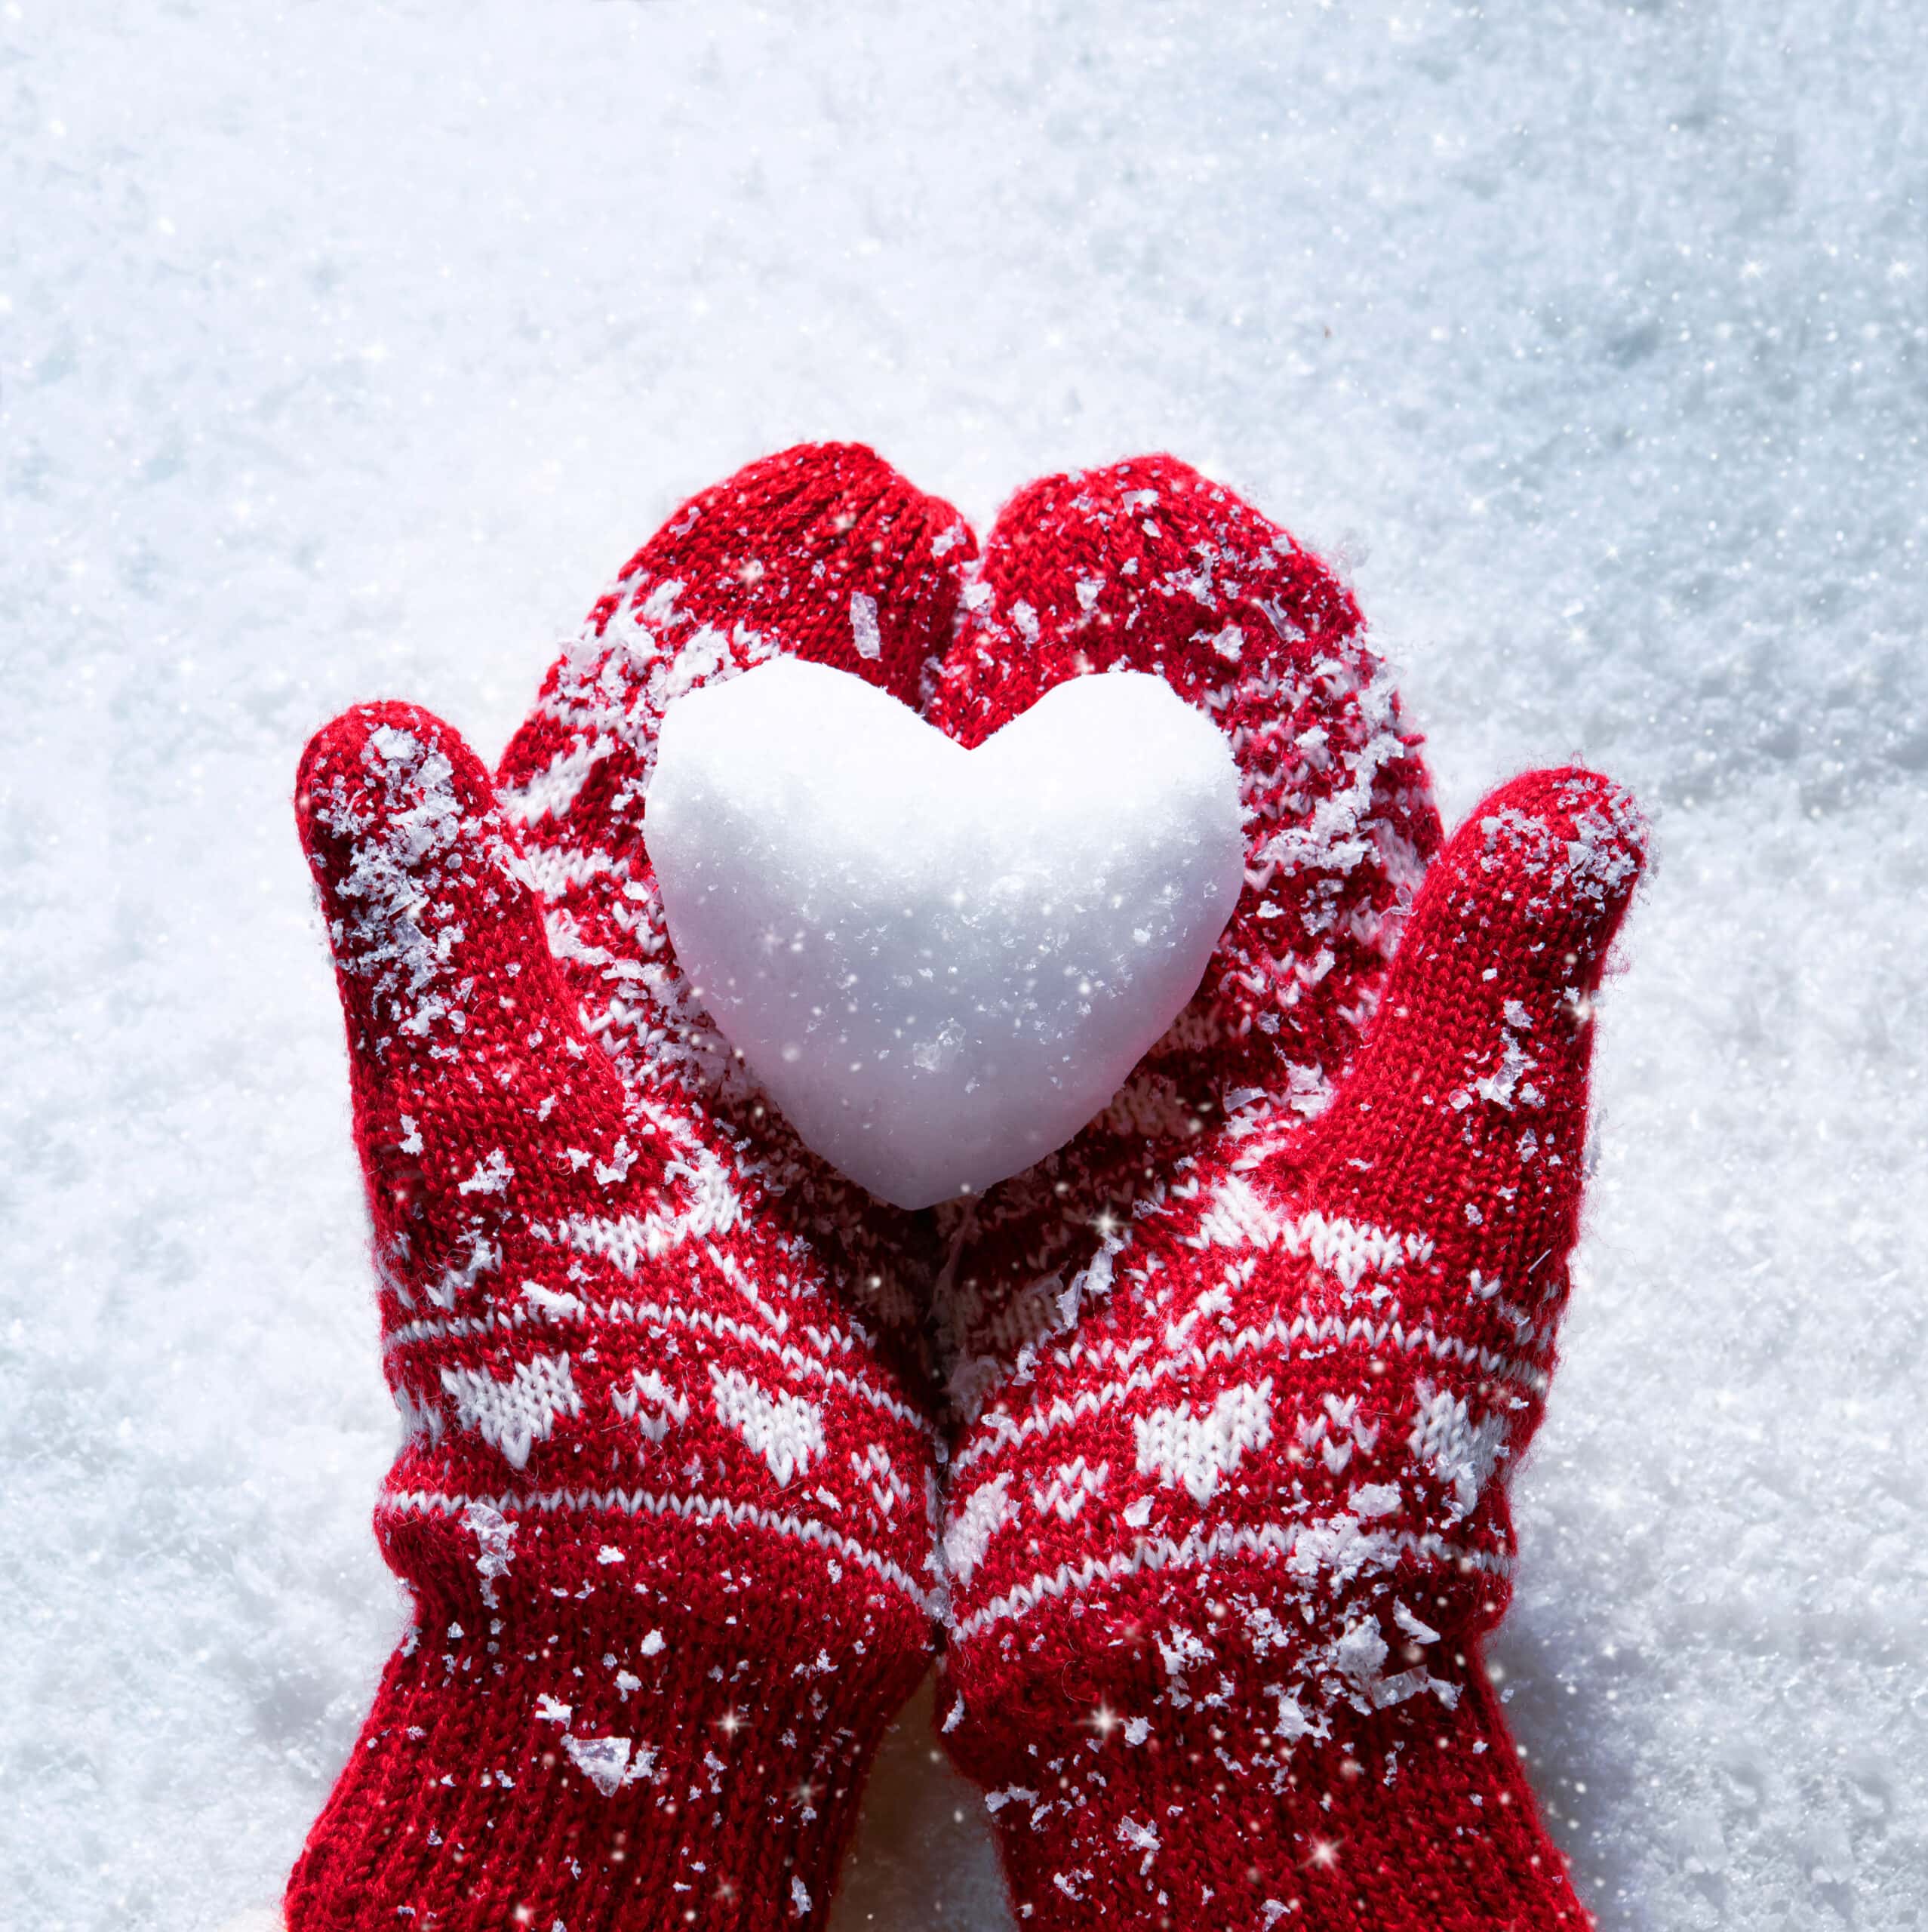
[{"left": 646, "top": 658, "right": 1245, "bottom": 1208}]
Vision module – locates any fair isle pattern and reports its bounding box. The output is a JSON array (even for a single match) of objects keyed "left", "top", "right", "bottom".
[
  {"left": 284, "top": 448, "right": 969, "bottom": 1932},
  {"left": 494, "top": 443, "right": 973, "bottom": 1371},
  {"left": 284, "top": 444, "right": 1647, "bottom": 1932},
  {"left": 928, "top": 460, "right": 1645, "bottom": 1932},
  {"left": 925, "top": 457, "right": 1441, "bottom": 1423}
]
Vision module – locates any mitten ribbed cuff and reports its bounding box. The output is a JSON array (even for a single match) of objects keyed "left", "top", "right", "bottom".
[
  {"left": 955, "top": 1647, "right": 1585, "bottom": 1932},
  {"left": 286, "top": 1556, "right": 926, "bottom": 1932}
]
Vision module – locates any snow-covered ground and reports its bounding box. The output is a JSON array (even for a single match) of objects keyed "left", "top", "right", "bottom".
[{"left": 4, "top": 4, "right": 1924, "bottom": 1927}]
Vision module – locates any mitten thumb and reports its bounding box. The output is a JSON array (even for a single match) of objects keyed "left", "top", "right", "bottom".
[
  {"left": 1296, "top": 768, "right": 1647, "bottom": 1293},
  {"left": 296, "top": 703, "right": 632, "bottom": 1306}
]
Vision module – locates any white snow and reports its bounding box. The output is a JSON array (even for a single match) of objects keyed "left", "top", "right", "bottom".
[
  {"left": 648, "top": 660, "right": 1244, "bottom": 1208},
  {"left": 2, "top": 5, "right": 1925, "bottom": 1931},
  {"left": 944, "top": 1475, "right": 1018, "bottom": 1589},
  {"left": 558, "top": 1732, "right": 656, "bottom": 1798}
]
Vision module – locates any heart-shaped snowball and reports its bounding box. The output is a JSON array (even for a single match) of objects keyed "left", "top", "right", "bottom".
[{"left": 646, "top": 658, "right": 1244, "bottom": 1209}]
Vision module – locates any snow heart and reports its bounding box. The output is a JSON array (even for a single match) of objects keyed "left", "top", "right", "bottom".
[{"left": 647, "top": 657, "right": 1245, "bottom": 1208}]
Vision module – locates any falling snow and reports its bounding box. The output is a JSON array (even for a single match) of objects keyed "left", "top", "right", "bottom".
[{"left": 3, "top": 5, "right": 1925, "bottom": 1931}]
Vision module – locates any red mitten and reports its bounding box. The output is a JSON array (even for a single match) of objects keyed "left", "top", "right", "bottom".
[
  {"left": 497, "top": 441, "right": 973, "bottom": 1388},
  {"left": 929, "top": 460, "right": 1643, "bottom": 1930},
  {"left": 285, "top": 448, "right": 966, "bottom": 1932}
]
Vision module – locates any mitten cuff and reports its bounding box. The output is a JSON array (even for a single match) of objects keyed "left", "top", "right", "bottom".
[
  {"left": 951, "top": 1644, "right": 1585, "bottom": 1932},
  {"left": 287, "top": 1553, "right": 926, "bottom": 1932}
]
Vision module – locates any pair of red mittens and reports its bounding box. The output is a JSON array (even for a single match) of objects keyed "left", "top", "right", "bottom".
[{"left": 287, "top": 444, "right": 1640, "bottom": 1931}]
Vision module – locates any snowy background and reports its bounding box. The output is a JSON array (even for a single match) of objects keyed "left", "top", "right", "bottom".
[{"left": 4, "top": 3, "right": 1925, "bottom": 1927}]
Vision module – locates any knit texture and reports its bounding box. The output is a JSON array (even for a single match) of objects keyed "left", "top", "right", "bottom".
[
  {"left": 284, "top": 446, "right": 968, "bottom": 1932},
  {"left": 498, "top": 441, "right": 974, "bottom": 1390},
  {"left": 926, "top": 459, "right": 1644, "bottom": 1930},
  {"left": 977, "top": 1652, "right": 1585, "bottom": 1930},
  {"left": 287, "top": 444, "right": 1644, "bottom": 1930},
  {"left": 924, "top": 458, "right": 1442, "bottom": 1418}
]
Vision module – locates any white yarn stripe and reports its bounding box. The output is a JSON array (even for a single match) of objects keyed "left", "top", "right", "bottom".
[
  {"left": 554, "top": 1171, "right": 744, "bottom": 1272},
  {"left": 385, "top": 1484, "right": 940, "bottom": 1617},
  {"left": 951, "top": 1311, "right": 1545, "bottom": 1481},
  {"left": 1183, "top": 1184, "right": 1437, "bottom": 1287},
  {"left": 383, "top": 1294, "right": 933, "bottom": 1435},
  {"left": 1099, "top": 1304, "right": 1539, "bottom": 1392},
  {"left": 949, "top": 1517, "right": 1511, "bottom": 1644}
]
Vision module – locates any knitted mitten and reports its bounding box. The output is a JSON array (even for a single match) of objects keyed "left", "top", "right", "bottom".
[
  {"left": 284, "top": 447, "right": 967, "bottom": 1932},
  {"left": 926, "top": 459, "right": 1644, "bottom": 1930},
  {"left": 495, "top": 441, "right": 974, "bottom": 1392}
]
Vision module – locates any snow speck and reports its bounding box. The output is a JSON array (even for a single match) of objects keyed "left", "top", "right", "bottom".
[
  {"left": 12, "top": 11, "right": 1924, "bottom": 1932},
  {"left": 850, "top": 592, "right": 882, "bottom": 660}
]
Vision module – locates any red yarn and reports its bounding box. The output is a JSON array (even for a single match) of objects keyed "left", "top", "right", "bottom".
[
  {"left": 927, "top": 458, "right": 1644, "bottom": 1930},
  {"left": 286, "top": 444, "right": 1643, "bottom": 1931},
  {"left": 285, "top": 448, "right": 967, "bottom": 1931}
]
